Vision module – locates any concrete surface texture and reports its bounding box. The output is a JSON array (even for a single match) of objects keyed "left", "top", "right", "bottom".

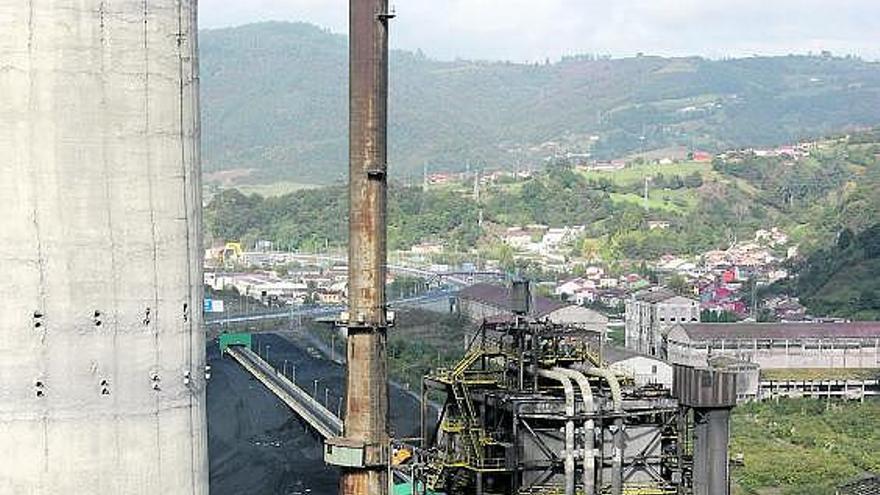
[{"left": 0, "top": 1, "right": 208, "bottom": 493}]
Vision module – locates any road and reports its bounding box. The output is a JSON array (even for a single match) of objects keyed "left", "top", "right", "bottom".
[{"left": 205, "top": 288, "right": 456, "bottom": 326}]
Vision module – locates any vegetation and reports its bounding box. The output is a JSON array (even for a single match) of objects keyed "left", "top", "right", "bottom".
[
  {"left": 205, "top": 130, "right": 880, "bottom": 267},
  {"left": 205, "top": 185, "right": 480, "bottom": 252},
  {"left": 200, "top": 22, "right": 880, "bottom": 184},
  {"left": 731, "top": 399, "right": 880, "bottom": 495},
  {"left": 386, "top": 310, "right": 470, "bottom": 390},
  {"left": 771, "top": 224, "right": 880, "bottom": 319}
]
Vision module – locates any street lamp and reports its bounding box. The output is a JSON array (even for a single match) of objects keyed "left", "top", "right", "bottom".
[
  {"left": 330, "top": 333, "right": 336, "bottom": 362},
  {"left": 313, "top": 378, "right": 319, "bottom": 398}
]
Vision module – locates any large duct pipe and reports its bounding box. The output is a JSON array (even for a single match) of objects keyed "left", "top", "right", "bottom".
[
  {"left": 693, "top": 408, "right": 731, "bottom": 495},
  {"left": 538, "top": 369, "right": 576, "bottom": 495},
  {"left": 574, "top": 365, "right": 624, "bottom": 495},
  {"left": 557, "top": 368, "right": 597, "bottom": 495},
  {"left": 340, "top": 0, "right": 392, "bottom": 494}
]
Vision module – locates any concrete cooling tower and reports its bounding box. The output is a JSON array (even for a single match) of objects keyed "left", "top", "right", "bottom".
[{"left": 0, "top": 1, "right": 209, "bottom": 493}]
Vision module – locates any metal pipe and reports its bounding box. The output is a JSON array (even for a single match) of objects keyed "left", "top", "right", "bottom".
[
  {"left": 340, "top": 0, "right": 392, "bottom": 494},
  {"left": 538, "top": 369, "right": 576, "bottom": 495},
  {"left": 693, "top": 408, "right": 731, "bottom": 495},
  {"left": 557, "top": 368, "right": 597, "bottom": 495},
  {"left": 574, "top": 365, "right": 624, "bottom": 495}
]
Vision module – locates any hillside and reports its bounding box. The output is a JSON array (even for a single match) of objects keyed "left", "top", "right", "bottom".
[
  {"left": 200, "top": 22, "right": 880, "bottom": 185},
  {"left": 205, "top": 130, "right": 880, "bottom": 280},
  {"left": 772, "top": 224, "right": 880, "bottom": 320}
]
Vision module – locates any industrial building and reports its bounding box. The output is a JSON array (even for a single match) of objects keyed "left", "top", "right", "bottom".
[
  {"left": 605, "top": 346, "right": 674, "bottom": 389},
  {"left": 666, "top": 322, "right": 880, "bottom": 369},
  {"left": 0, "top": 1, "right": 208, "bottom": 493},
  {"left": 625, "top": 288, "right": 700, "bottom": 356},
  {"left": 457, "top": 283, "right": 608, "bottom": 333},
  {"left": 667, "top": 323, "right": 880, "bottom": 401}
]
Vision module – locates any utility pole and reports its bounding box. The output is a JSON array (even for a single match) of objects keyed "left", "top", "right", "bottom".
[
  {"left": 325, "top": 1, "right": 393, "bottom": 494},
  {"left": 422, "top": 162, "right": 428, "bottom": 190}
]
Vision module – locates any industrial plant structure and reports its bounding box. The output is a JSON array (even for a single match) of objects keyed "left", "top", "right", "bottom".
[
  {"left": 0, "top": 1, "right": 208, "bottom": 493},
  {"left": 412, "top": 282, "right": 736, "bottom": 495}
]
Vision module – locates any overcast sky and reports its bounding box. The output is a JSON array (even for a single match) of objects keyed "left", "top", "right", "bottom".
[{"left": 199, "top": 0, "right": 880, "bottom": 62}]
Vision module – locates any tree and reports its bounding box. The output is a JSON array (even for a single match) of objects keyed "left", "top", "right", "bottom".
[
  {"left": 858, "top": 224, "right": 880, "bottom": 258},
  {"left": 668, "top": 275, "right": 690, "bottom": 296},
  {"left": 579, "top": 238, "right": 601, "bottom": 261},
  {"left": 837, "top": 228, "right": 854, "bottom": 250},
  {"left": 701, "top": 310, "right": 739, "bottom": 323},
  {"left": 858, "top": 289, "right": 879, "bottom": 311}
]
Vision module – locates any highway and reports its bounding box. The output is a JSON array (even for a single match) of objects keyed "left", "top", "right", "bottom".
[{"left": 205, "top": 287, "right": 457, "bottom": 326}]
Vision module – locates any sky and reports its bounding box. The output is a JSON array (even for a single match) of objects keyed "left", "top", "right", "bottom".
[{"left": 199, "top": 0, "right": 880, "bottom": 62}]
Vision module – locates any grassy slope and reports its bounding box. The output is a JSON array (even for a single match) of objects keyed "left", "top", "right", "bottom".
[
  {"left": 579, "top": 161, "right": 712, "bottom": 185},
  {"left": 731, "top": 400, "right": 880, "bottom": 495}
]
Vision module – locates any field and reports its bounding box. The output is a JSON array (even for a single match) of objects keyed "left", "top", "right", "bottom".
[
  {"left": 609, "top": 188, "right": 698, "bottom": 213},
  {"left": 578, "top": 160, "right": 713, "bottom": 185},
  {"left": 233, "top": 181, "right": 321, "bottom": 197}
]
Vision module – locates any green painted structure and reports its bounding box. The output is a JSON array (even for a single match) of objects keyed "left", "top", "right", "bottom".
[
  {"left": 392, "top": 482, "right": 439, "bottom": 495},
  {"left": 219, "top": 332, "right": 253, "bottom": 352}
]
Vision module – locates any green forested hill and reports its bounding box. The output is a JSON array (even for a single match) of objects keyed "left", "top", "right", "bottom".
[
  {"left": 200, "top": 22, "right": 880, "bottom": 185},
  {"left": 774, "top": 224, "right": 880, "bottom": 320}
]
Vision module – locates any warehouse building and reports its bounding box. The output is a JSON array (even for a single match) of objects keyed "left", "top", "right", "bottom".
[{"left": 666, "top": 322, "right": 880, "bottom": 369}]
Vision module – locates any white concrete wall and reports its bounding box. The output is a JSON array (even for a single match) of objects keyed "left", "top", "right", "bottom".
[
  {"left": 667, "top": 337, "right": 880, "bottom": 370},
  {"left": 610, "top": 356, "right": 673, "bottom": 388},
  {"left": 0, "top": 1, "right": 208, "bottom": 493}
]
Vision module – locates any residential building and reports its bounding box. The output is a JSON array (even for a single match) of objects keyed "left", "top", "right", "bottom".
[{"left": 625, "top": 288, "right": 700, "bottom": 356}]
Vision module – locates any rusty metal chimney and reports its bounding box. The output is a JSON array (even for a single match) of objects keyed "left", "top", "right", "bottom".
[{"left": 323, "top": 1, "right": 393, "bottom": 494}]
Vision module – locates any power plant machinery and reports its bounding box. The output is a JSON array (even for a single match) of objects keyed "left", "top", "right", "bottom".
[
  {"left": 0, "top": 1, "right": 208, "bottom": 493},
  {"left": 409, "top": 282, "right": 736, "bottom": 495}
]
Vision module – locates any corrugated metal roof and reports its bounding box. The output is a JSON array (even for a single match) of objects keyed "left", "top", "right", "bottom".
[
  {"left": 839, "top": 473, "right": 880, "bottom": 495},
  {"left": 677, "top": 322, "right": 880, "bottom": 340},
  {"left": 604, "top": 346, "right": 653, "bottom": 363},
  {"left": 458, "top": 283, "right": 565, "bottom": 317}
]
